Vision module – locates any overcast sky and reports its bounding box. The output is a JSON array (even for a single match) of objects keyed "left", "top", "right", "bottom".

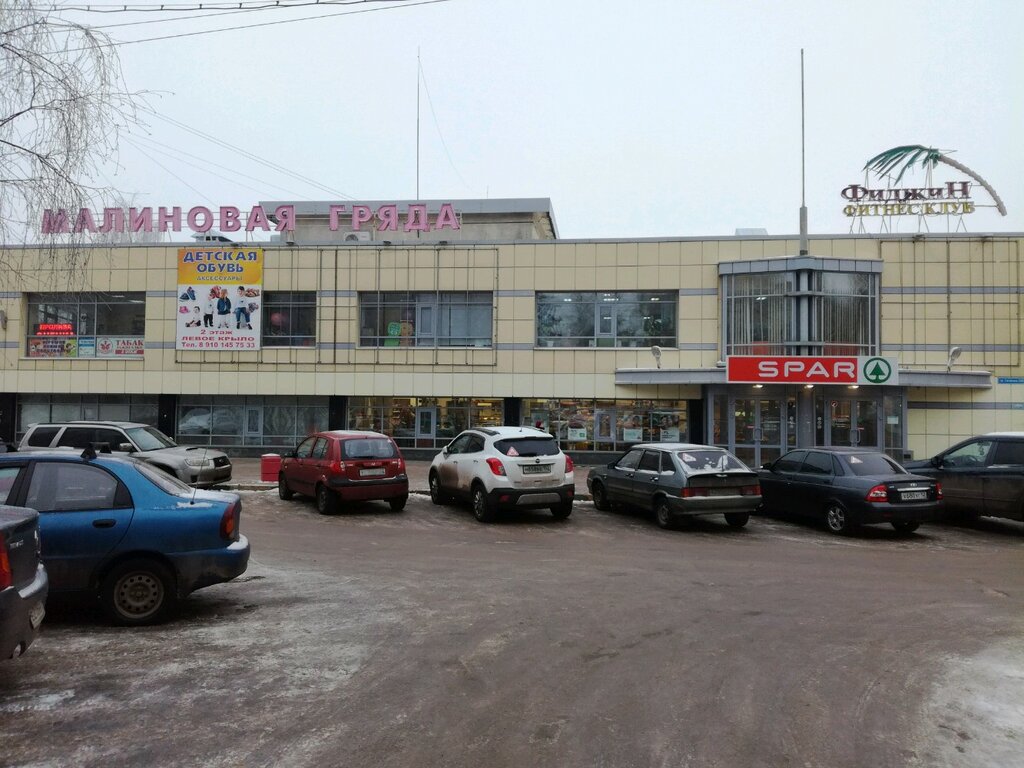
[{"left": 73, "top": 0, "right": 1024, "bottom": 239}]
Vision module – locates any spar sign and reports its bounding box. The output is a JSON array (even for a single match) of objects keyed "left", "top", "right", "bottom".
[{"left": 727, "top": 356, "right": 899, "bottom": 386}]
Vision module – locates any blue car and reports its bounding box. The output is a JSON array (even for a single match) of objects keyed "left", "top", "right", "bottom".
[{"left": 0, "top": 449, "right": 250, "bottom": 625}]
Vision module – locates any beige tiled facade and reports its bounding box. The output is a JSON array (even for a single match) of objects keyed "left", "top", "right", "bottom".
[{"left": 2, "top": 232, "right": 1022, "bottom": 458}]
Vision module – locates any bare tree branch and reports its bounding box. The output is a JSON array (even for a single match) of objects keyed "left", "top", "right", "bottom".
[{"left": 1, "top": 1, "right": 142, "bottom": 276}]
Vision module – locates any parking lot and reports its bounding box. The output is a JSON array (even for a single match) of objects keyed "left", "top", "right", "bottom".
[{"left": 3, "top": 489, "right": 1023, "bottom": 768}]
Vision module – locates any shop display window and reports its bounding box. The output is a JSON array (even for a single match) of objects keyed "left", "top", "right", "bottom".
[
  {"left": 359, "top": 292, "right": 493, "bottom": 348},
  {"left": 262, "top": 291, "right": 316, "bottom": 347},
  {"left": 26, "top": 292, "right": 146, "bottom": 358},
  {"left": 522, "top": 398, "right": 688, "bottom": 451}
]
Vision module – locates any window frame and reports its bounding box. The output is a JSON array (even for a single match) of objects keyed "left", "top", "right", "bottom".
[
  {"left": 536, "top": 291, "right": 677, "bottom": 349},
  {"left": 261, "top": 291, "right": 317, "bottom": 348},
  {"left": 358, "top": 291, "right": 494, "bottom": 348},
  {"left": 25, "top": 291, "right": 147, "bottom": 359}
]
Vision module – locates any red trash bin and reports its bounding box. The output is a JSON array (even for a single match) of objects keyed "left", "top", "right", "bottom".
[{"left": 260, "top": 453, "right": 282, "bottom": 482}]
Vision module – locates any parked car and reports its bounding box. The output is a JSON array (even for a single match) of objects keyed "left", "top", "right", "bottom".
[
  {"left": 1, "top": 505, "right": 48, "bottom": 659},
  {"left": 758, "top": 448, "right": 942, "bottom": 535},
  {"left": 428, "top": 426, "right": 575, "bottom": 522},
  {"left": 278, "top": 430, "right": 409, "bottom": 514},
  {"left": 18, "top": 421, "right": 232, "bottom": 488},
  {"left": 587, "top": 443, "right": 760, "bottom": 529},
  {"left": 0, "top": 448, "right": 250, "bottom": 625},
  {"left": 904, "top": 433, "right": 1024, "bottom": 523}
]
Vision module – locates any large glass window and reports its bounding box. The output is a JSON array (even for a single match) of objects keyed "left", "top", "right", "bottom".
[
  {"left": 262, "top": 291, "right": 316, "bottom": 347},
  {"left": 536, "top": 292, "right": 676, "bottom": 348},
  {"left": 26, "top": 292, "right": 146, "bottom": 358},
  {"left": 722, "top": 274, "right": 793, "bottom": 356},
  {"left": 722, "top": 270, "right": 878, "bottom": 356},
  {"left": 176, "top": 395, "right": 327, "bottom": 448},
  {"left": 812, "top": 272, "right": 877, "bottom": 356},
  {"left": 16, "top": 394, "right": 158, "bottom": 439},
  {"left": 347, "top": 397, "right": 502, "bottom": 448},
  {"left": 359, "top": 292, "right": 492, "bottom": 347},
  {"left": 522, "top": 398, "right": 688, "bottom": 451}
]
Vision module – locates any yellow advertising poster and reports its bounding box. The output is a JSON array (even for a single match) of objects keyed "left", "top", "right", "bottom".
[{"left": 175, "top": 248, "right": 263, "bottom": 351}]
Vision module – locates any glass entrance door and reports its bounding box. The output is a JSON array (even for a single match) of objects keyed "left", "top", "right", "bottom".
[
  {"left": 713, "top": 392, "right": 796, "bottom": 468},
  {"left": 415, "top": 406, "right": 437, "bottom": 448},
  {"left": 816, "top": 397, "right": 881, "bottom": 449}
]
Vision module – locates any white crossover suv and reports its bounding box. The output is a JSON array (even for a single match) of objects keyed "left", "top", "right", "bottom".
[{"left": 428, "top": 426, "right": 575, "bottom": 522}]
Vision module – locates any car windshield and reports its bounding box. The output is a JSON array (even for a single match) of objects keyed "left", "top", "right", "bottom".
[
  {"left": 135, "top": 460, "right": 193, "bottom": 495},
  {"left": 675, "top": 450, "right": 747, "bottom": 473},
  {"left": 844, "top": 453, "right": 906, "bottom": 476},
  {"left": 125, "top": 426, "right": 177, "bottom": 451},
  {"left": 342, "top": 438, "right": 397, "bottom": 459},
  {"left": 494, "top": 437, "right": 560, "bottom": 457}
]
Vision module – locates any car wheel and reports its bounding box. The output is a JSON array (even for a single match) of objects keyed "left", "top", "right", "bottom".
[
  {"left": 429, "top": 472, "right": 447, "bottom": 506},
  {"left": 892, "top": 520, "right": 920, "bottom": 533},
  {"left": 100, "top": 558, "right": 177, "bottom": 626},
  {"left": 278, "top": 473, "right": 294, "bottom": 500},
  {"left": 316, "top": 484, "right": 337, "bottom": 515},
  {"left": 550, "top": 501, "right": 573, "bottom": 520},
  {"left": 471, "top": 485, "right": 496, "bottom": 523},
  {"left": 725, "top": 512, "right": 749, "bottom": 528},
  {"left": 389, "top": 495, "right": 408, "bottom": 512},
  {"left": 825, "top": 503, "right": 854, "bottom": 535},
  {"left": 591, "top": 481, "right": 610, "bottom": 511},
  {"left": 654, "top": 499, "right": 675, "bottom": 530}
]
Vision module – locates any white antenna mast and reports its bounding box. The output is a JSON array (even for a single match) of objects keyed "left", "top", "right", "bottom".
[{"left": 799, "top": 49, "right": 809, "bottom": 256}]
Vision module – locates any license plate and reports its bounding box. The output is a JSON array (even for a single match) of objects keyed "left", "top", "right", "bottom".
[
  {"left": 521, "top": 464, "right": 551, "bottom": 475},
  {"left": 901, "top": 491, "right": 927, "bottom": 501},
  {"left": 29, "top": 602, "right": 45, "bottom": 630},
  {"left": 708, "top": 487, "right": 736, "bottom": 497},
  {"left": 359, "top": 468, "right": 386, "bottom": 477}
]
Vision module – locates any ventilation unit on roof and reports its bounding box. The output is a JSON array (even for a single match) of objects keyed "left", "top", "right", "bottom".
[{"left": 343, "top": 231, "right": 371, "bottom": 242}]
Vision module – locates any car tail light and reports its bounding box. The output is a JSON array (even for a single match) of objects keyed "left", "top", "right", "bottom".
[
  {"left": 564, "top": 454, "right": 574, "bottom": 474},
  {"left": 681, "top": 487, "right": 707, "bottom": 498},
  {"left": 936, "top": 481, "right": 943, "bottom": 500},
  {"left": 329, "top": 460, "right": 346, "bottom": 474},
  {"left": 486, "top": 457, "right": 506, "bottom": 476},
  {"left": 391, "top": 457, "right": 406, "bottom": 473},
  {"left": 865, "top": 484, "right": 889, "bottom": 502},
  {"left": 0, "top": 533, "right": 11, "bottom": 590},
  {"left": 739, "top": 484, "right": 760, "bottom": 496},
  {"left": 220, "top": 500, "right": 240, "bottom": 541}
]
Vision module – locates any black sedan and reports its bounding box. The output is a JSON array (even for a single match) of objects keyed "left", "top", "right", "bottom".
[
  {"left": 904, "top": 432, "right": 1024, "bottom": 523},
  {"left": 1, "top": 505, "right": 48, "bottom": 659},
  {"left": 587, "top": 443, "right": 761, "bottom": 529},
  {"left": 758, "top": 448, "right": 942, "bottom": 535}
]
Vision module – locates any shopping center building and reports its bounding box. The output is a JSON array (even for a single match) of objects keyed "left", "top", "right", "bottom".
[{"left": 2, "top": 197, "right": 1021, "bottom": 463}]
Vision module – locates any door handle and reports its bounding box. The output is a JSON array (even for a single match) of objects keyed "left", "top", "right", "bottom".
[{"left": 92, "top": 519, "right": 117, "bottom": 528}]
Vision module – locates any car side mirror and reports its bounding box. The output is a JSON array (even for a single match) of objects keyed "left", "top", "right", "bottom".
[
  {"left": 761, "top": 461, "right": 774, "bottom": 471},
  {"left": 285, "top": 450, "right": 296, "bottom": 458},
  {"left": 442, "top": 445, "right": 451, "bottom": 456},
  {"left": 931, "top": 455, "right": 942, "bottom": 467},
  {"left": 118, "top": 442, "right": 134, "bottom": 453}
]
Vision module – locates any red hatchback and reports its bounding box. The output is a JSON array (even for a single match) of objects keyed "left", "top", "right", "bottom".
[{"left": 278, "top": 431, "right": 409, "bottom": 514}]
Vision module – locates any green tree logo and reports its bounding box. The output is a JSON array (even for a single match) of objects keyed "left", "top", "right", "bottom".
[{"left": 863, "top": 358, "right": 892, "bottom": 384}]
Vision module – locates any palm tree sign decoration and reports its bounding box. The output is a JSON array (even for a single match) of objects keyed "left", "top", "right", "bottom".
[{"left": 863, "top": 145, "right": 1007, "bottom": 216}]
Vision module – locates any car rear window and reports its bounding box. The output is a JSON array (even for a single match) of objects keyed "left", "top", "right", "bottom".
[
  {"left": 136, "top": 461, "right": 193, "bottom": 496},
  {"left": 342, "top": 438, "right": 397, "bottom": 459},
  {"left": 675, "top": 450, "right": 746, "bottom": 473},
  {"left": 26, "top": 426, "right": 60, "bottom": 447},
  {"left": 844, "top": 453, "right": 906, "bottom": 476},
  {"left": 494, "top": 437, "right": 560, "bottom": 457}
]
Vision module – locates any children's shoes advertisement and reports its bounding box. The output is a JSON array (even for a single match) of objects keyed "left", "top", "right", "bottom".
[{"left": 175, "top": 247, "right": 263, "bottom": 351}]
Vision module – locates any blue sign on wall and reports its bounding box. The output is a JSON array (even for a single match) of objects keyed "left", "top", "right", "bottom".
[{"left": 997, "top": 377, "right": 1024, "bottom": 384}]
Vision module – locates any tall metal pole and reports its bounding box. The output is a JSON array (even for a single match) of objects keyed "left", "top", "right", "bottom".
[
  {"left": 416, "top": 48, "right": 421, "bottom": 200},
  {"left": 799, "top": 49, "right": 808, "bottom": 256}
]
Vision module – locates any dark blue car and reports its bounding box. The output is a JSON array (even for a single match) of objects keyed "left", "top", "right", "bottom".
[{"left": 0, "top": 449, "right": 250, "bottom": 625}]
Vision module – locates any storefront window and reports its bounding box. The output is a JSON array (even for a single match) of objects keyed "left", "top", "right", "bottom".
[
  {"left": 359, "top": 292, "right": 493, "bottom": 348},
  {"left": 176, "top": 396, "right": 327, "bottom": 448},
  {"left": 522, "top": 398, "right": 688, "bottom": 451},
  {"left": 812, "top": 273, "right": 877, "bottom": 356},
  {"left": 26, "top": 292, "right": 146, "bottom": 358},
  {"left": 262, "top": 291, "right": 316, "bottom": 347},
  {"left": 16, "top": 394, "right": 158, "bottom": 439},
  {"left": 722, "top": 274, "right": 792, "bottom": 356},
  {"left": 536, "top": 292, "right": 676, "bottom": 348},
  {"left": 347, "top": 397, "right": 502, "bottom": 448}
]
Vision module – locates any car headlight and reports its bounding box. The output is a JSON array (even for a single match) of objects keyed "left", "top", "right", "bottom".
[{"left": 184, "top": 457, "right": 212, "bottom": 467}]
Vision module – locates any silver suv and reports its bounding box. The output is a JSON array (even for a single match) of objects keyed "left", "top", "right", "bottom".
[
  {"left": 428, "top": 426, "right": 575, "bottom": 522},
  {"left": 18, "top": 421, "right": 232, "bottom": 487}
]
